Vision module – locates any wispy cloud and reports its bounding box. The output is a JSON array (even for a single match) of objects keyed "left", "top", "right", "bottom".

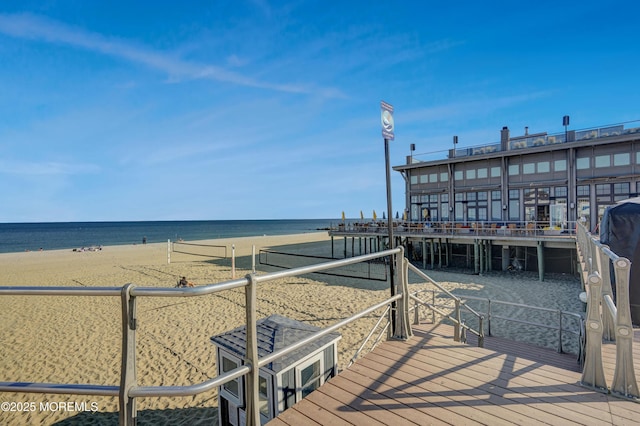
[
  {"left": 0, "top": 160, "right": 100, "bottom": 176},
  {"left": 401, "top": 91, "right": 553, "bottom": 124},
  {"left": 0, "top": 13, "right": 344, "bottom": 98}
]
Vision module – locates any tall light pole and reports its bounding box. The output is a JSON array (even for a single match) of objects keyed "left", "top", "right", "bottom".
[{"left": 381, "top": 101, "right": 396, "bottom": 335}]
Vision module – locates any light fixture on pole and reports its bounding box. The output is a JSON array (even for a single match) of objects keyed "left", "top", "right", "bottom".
[{"left": 453, "top": 135, "right": 458, "bottom": 157}]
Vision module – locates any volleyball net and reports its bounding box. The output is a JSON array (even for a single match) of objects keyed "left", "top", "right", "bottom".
[
  {"left": 258, "top": 249, "right": 388, "bottom": 281},
  {"left": 170, "top": 241, "right": 227, "bottom": 259}
]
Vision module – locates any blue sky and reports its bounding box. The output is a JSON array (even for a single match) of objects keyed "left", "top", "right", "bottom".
[{"left": 1, "top": 1, "right": 638, "bottom": 222}]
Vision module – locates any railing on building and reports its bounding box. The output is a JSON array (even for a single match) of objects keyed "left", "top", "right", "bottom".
[
  {"left": 332, "top": 220, "right": 577, "bottom": 238},
  {"left": 407, "top": 120, "right": 640, "bottom": 164},
  {"left": 575, "top": 223, "right": 639, "bottom": 401},
  {"left": 0, "top": 247, "right": 412, "bottom": 426}
]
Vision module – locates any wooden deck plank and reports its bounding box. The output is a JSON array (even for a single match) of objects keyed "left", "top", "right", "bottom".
[{"left": 267, "top": 322, "right": 640, "bottom": 426}]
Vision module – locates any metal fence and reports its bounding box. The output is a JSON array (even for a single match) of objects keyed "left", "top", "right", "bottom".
[{"left": 0, "top": 247, "right": 410, "bottom": 426}]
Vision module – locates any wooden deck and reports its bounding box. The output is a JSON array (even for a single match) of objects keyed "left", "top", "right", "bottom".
[{"left": 268, "top": 323, "right": 640, "bottom": 425}]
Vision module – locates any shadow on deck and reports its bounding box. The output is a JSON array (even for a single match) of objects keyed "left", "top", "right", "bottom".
[{"left": 269, "top": 323, "right": 640, "bottom": 426}]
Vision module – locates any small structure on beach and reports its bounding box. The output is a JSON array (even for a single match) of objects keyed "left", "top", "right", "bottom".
[{"left": 210, "top": 314, "right": 341, "bottom": 426}]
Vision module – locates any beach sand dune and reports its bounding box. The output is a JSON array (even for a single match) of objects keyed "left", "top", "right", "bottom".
[{"left": 0, "top": 232, "right": 582, "bottom": 425}]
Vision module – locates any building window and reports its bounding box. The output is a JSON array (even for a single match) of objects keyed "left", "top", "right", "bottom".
[
  {"left": 410, "top": 175, "right": 418, "bottom": 185},
  {"left": 259, "top": 374, "right": 271, "bottom": 419},
  {"left": 440, "top": 172, "right": 448, "bottom": 182},
  {"left": 220, "top": 354, "right": 243, "bottom": 406},
  {"left": 614, "top": 153, "right": 630, "bottom": 166},
  {"left": 429, "top": 173, "right": 438, "bottom": 183},
  {"left": 491, "top": 166, "right": 501, "bottom": 177},
  {"left": 576, "top": 157, "right": 590, "bottom": 169},
  {"left": 577, "top": 185, "right": 590, "bottom": 197},
  {"left": 419, "top": 174, "right": 428, "bottom": 184},
  {"left": 595, "top": 155, "right": 611, "bottom": 168},
  {"left": 477, "top": 168, "right": 488, "bottom": 178},
  {"left": 523, "top": 163, "right": 535, "bottom": 174},
  {"left": 455, "top": 170, "right": 463, "bottom": 180},
  {"left": 637, "top": 152, "right": 640, "bottom": 164},
  {"left": 537, "top": 161, "right": 550, "bottom": 173},
  {"left": 509, "top": 189, "right": 520, "bottom": 221},
  {"left": 508, "top": 164, "right": 519, "bottom": 176},
  {"left": 466, "top": 169, "right": 476, "bottom": 179},
  {"left": 554, "top": 159, "right": 567, "bottom": 171},
  {"left": 491, "top": 190, "right": 502, "bottom": 221},
  {"left": 554, "top": 186, "right": 568, "bottom": 198},
  {"left": 595, "top": 184, "right": 611, "bottom": 195}
]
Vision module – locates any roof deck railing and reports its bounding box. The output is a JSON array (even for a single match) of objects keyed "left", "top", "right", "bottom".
[
  {"left": 576, "top": 223, "right": 639, "bottom": 401},
  {"left": 0, "top": 247, "right": 411, "bottom": 426},
  {"left": 407, "top": 119, "right": 640, "bottom": 164}
]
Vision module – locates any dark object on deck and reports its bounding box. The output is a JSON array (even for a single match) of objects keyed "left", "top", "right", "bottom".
[{"left": 600, "top": 197, "right": 640, "bottom": 325}]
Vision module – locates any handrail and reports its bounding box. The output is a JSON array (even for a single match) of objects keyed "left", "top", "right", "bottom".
[
  {"left": 575, "top": 222, "right": 639, "bottom": 401},
  {"left": 406, "top": 262, "right": 484, "bottom": 346},
  {"left": 0, "top": 246, "right": 408, "bottom": 426}
]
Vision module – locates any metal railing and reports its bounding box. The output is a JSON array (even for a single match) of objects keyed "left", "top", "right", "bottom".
[
  {"left": 447, "top": 295, "right": 582, "bottom": 354},
  {"left": 407, "top": 262, "right": 485, "bottom": 347},
  {"left": 332, "top": 220, "right": 577, "bottom": 238},
  {"left": 0, "top": 247, "right": 412, "bottom": 426},
  {"left": 576, "top": 222, "right": 639, "bottom": 401}
]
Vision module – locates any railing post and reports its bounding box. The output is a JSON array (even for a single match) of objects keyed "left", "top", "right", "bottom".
[
  {"left": 245, "top": 274, "right": 260, "bottom": 426},
  {"left": 557, "top": 310, "right": 563, "bottom": 353},
  {"left": 478, "top": 316, "right": 485, "bottom": 348},
  {"left": 393, "top": 248, "right": 412, "bottom": 340},
  {"left": 453, "top": 299, "right": 461, "bottom": 342},
  {"left": 487, "top": 299, "right": 492, "bottom": 336},
  {"left": 610, "top": 258, "right": 640, "bottom": 400},
  {"left": 119, "top": 283, "right": 137, "bottom": 426},
  {"left": 597, "top": 244, "right": 616, "bottom": 340},
  {"left": 413, "top": 293, "right": 420, "bottom": 325},
  {"left": 581, "top": 273, "right": 608, "bottom": 393}
]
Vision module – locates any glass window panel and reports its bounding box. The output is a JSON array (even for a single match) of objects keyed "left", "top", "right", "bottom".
[
  {"left": 429, "top": 173, "right": 438, "bottom": 182},
  {"left": 523, "top": 163, "right": 535, "bottom": 174},
  {"left": 538, "top": 188, "right": 550, "bottom": 203},
  {"left": 491, "top": 166, "right": 501, "bottom": 177},
  {"left": 524, "top": 189, "right": 536, "bottom": 204},
  {"left": 441, "top": 194, "right": 449, "bottom": 202},
  {"left": 595, "top": 155, "right": 610, "bottom": 168},
  {"left": 577, "top": 185, "right": 590, "bottom": 197},
  {"left": 554, "top": 186, "right": 567, "bottom": 198},
  {"left": 508, "top": 164, "right": 519, "bottom": 176},
  {"left": 491, "top": 200, "right": 502, "bottom": 220},
  {"left": 466, "top": 169, "right": 476, "bottom": 179},
  {"left": 537, "top": 161, "right": 550, "bottom": 173},
  {"left": 410, "top": 175, "right": 418, "bottom": 184},
  {"left": 222, "top": 357, "right": 239, "bottom": 397},
  {"left": 259, "top": 376, "right": 270, "bottom": 417},
  {"left": 430, "top": 194, "right": 438, "bottom": 203},
  {"left": 477, "top": 191, "right": 488, "bottom": 201},
  {"left": 455, "top": 193, "right": 464, "bottom": 201},
  {"left": 576, "top": 157, "right": 590, "bottom": 169},
  {"left": 419, "top": 174, "right": 428, "bottom": 183},
  {"left": 595, "top": 184, "right": 611, "bottom": 195},
  {"left": 614, "top": 182, "right": 630, "bottom": 194},
  {"left": 455, "top": 170, "right": 463, "bottom": 180},
  {"left": 440, "top": 172, "right": 448, "bottom": 182},
  {"left": 509, "top": 189, "right": 519, "bottom": 199},
  {"left": 441, "top": 203, "right": 449, "bottom": 220},
  {"left": 492, "top": 190, "right": 501, "bottom": 200},
  {"left": 477, "top": 168, "right": 488, "bottom": 178},
  {"left": 467, "top": 192, "right": 476, "bottom": 201},
  {"left": 637, "top": 152, "right": 640, "bottom": 164},
  {"left": 554, "top": 159, "right": 567, "bottom": 171},
  {"left": 614, "top": 153, "right": 630, "bottom": 166},
  {"left": 509, "top": 200, "right": 520, "bottom": 220},
  {"left": 411, "top": 195, "right": 419, "bottom": 203}
]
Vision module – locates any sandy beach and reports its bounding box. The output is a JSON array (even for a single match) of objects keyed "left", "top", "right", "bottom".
[{"left": 0, "top": 232, "right": 583, "bottom": 425}]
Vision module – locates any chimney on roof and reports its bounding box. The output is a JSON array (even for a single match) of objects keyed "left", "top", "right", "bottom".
[
  {"left": 500, "top": 126, "right": 510, "bottom": 150},
  {"left": 525, "top": 126, "right": 529, "bottom": 136}
]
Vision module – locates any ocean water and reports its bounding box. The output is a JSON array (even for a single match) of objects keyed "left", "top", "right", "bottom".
[{"left": 0, "top": 219, "right": 336, "bottom": 254}]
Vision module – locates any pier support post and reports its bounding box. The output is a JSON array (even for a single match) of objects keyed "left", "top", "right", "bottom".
[
  {"left": 422, "top": 239, "right": 426, "bottom": 270},
  {"left": 474, "top": 240, "right": 480, "bottom": 274},
  {"left": 502, "top": 246, "right": 510, "bottom": 271},
  {"left": 119, "top": 284, "right": 137, "bottom": 426},
  {"left": 537, "top": 241, "right": 545, "bottom": 281}
]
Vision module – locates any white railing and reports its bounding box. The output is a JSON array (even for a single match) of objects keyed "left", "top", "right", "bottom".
[
  {"left": 576, "top": 223, "right": 639, "bottom": 400},
  {"left": 0, "top": 247, "right": 411, "bottom": 426}
]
